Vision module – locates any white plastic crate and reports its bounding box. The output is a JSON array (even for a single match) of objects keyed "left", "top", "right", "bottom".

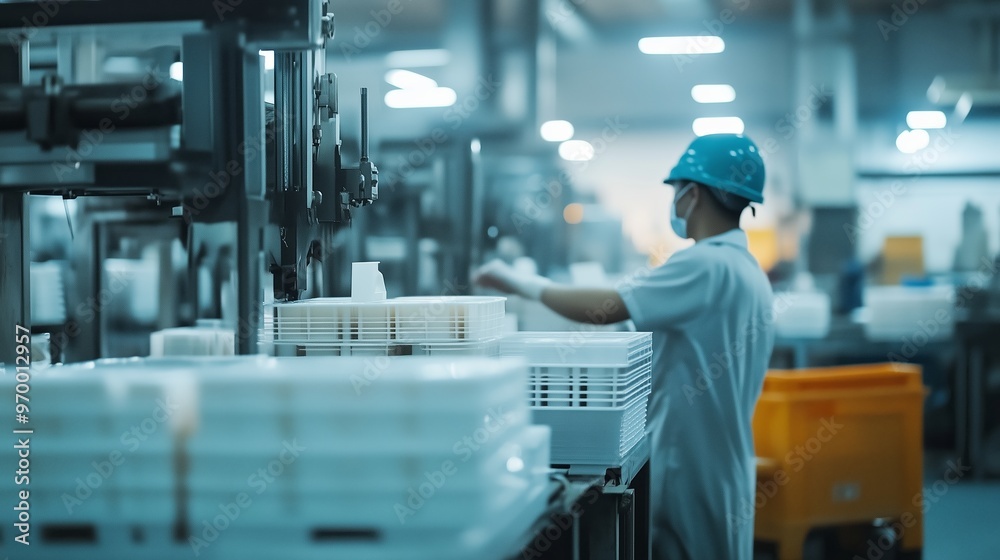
[
  {"left": 31, "top": 373, "right": 110, "bottom": 416},
  {"left": 29, "top": 366, "right": 189, "bottom": 446},
  {"left": 28, "top": 487, "right": 121, "bottom": 524},
  {"left": 5, "top": 522, "right": 179, "bottom": 560},
  {"left": 502, "top": 332, "right": 652, "bottom": 466},
  {"left": 266, "top": 296, "right": 506, "bottom": 344},
  {"left": 117, "top": 483, "right": 176, "bottom": 522},
  {"left": 527, "top": 363, "right": 651, "bottom": 408},
  {"left": 2, "top": 355, "right": 547, "bottom": 560},
  {"left": 535, "top": 404, "right": 647, "bottom": 465},
  {"left": 187, "top": 423, "right": 547, "bottom": 496},
  {"left": 179, "top": 483, "right": 548, "bottom": 560},
  {"left": 189, "top": 477, "right": 533, "bottom": 530},
  {"left": 186, "top": 425, "right": 548, "bottom": 523},
  {"left": 32, "top": 359, "right": 197, "bottom": 439},
  {"left": 502, "top": 331, "right": 652, "bottom": 367},
  {"left": 863, "top": 285, "right": 955, "bottom": 341},
  {"left": 391, "top": 296, "right": 505, "bottom": 341},
  {"left": 284, "top": 356, "right": 527, "bottom": 412},
  {"left": 772, "top": 291, "right": 831, "bottom": 339},
  {"left": 503, "top": 333, "right": 651, "bottom": 406},
  {"left": 31, "top": 444, "right": 136, "bottom": 496},
  {"left": 150, "top": 325, "right": 235, "bottom": 357},
  {"left": 183, "top": 428, "right": 551, "bottom": 560},
  {"left": 186, "top": 355, "right": 531, "bottom": 459},
  {"left": 291, "top": 403, "right": 530, "bottom": 453}
]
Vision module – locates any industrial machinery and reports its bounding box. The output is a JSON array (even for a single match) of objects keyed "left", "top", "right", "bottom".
[
  {"left": 0, "top": 0, "right": 378, "bottom": 361},
  {"left": 0, "top": 6, "right": 654, "bottom": 559}
]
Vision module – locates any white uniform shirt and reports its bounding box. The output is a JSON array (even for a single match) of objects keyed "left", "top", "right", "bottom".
[{"left": 619, "top": 228, "right": 775, "bottom": 560}]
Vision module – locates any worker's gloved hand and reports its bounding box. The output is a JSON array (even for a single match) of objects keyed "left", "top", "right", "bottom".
[{"left": 473, "top": 259, "right": 551, "bottom": 300}]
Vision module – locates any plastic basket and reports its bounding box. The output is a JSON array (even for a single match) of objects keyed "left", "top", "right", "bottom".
[
  {"left": 150, "top": 326, "right": 235, "bottom": 357},
  {"left": 266, "top": 296, "right": 506, "bottom": 344},
  {"left": 502, "top": 332, "right": 652, "bottom": 466},
  {"left": 534, "top": 404, "right": 646, "bottom": 465},
  {"left": 527, "top": 362, "right": 651, "bottom": 408}
]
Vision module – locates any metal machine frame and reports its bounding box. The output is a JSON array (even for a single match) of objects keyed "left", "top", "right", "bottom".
[{"left": 0, "top": 0, "right": 377, "bottom": 361}]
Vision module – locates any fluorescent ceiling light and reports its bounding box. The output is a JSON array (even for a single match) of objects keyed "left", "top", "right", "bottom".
[
  {"left": 168, "top": 61, "right": 183, "bottom": 81},
  {"left": 691, "top": 84, "right": 736, "bottom": 104},
  {"left": 385, "top": 49, "right": 451, "bottom": 68},
  {"left": 385, "top": 69, "right": 437, "bottom": 90},
  {"left": 384, "top": 87, "right": 457, "bottom": 109},
  {"left": 540, "top": 120, "right": 575, "bottom": 142},
  {"left": 638, "top": 36, "right": 725, "bottom": 55},
  {"left": 906, "top": 110, "right": 946, "bottom": 130},
  {"left": 259, "top": 50, "right": 274, "bottom": 70},
  {"left": 558, "top": 140, "right": 595, "bottom": 162},
  {"left": 692, "top": 117, "right": 744, "bottom": 136},
  {"left": 895, "top": 129, "right": 929, "bottom": 154}
]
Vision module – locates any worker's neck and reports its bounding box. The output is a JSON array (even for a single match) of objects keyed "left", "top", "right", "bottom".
[{"left": 690, "top": 217, "right": 739, "bottom": 242}]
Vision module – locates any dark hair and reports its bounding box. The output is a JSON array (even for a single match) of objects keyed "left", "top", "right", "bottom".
[{"left": 699, "top": 183, "right": 749, "bottom": 223}]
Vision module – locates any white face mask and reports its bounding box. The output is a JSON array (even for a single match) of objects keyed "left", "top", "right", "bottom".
[{"left": 670, "top": 184, "right": 697, "bottom": 239}]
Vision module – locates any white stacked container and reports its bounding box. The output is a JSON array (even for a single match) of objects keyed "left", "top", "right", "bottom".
[
  {"left": 184, "top": 356, "right": 550, "bottom": 560},
  {"left": 863, "top": 285, "right": 955, "bottom": 341},
  {"left": 149, "top": 321, "right": 235, "bottom": 357},
  {"left": 502, "top": 332, "right": 653, "bottom": 466},
  {"left": 265, "top": 296, "right": 505, "bottom": 357},
  {"left": 4, "top": 359, "right": 195, "bottom": 559},
  {"left": 2, "top": 355, "right": 550, "bottom": 560},
  {"left": 772, "top": 291, "right": 832, "bottom": 339}
]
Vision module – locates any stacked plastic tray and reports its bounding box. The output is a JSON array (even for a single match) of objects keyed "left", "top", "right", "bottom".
[
  {"left": 149, "top": 323, "right": 235, "bottom": 357},
  {"left": 863, "top": 285, "right": 955, "bottom": 341},
  {"left": 502, "top": 332, "right": 652, "bottom": 466},
  {"left": 0, "top": 359, "right": 195, "bottom": 560},
  {"left": 2, "top": 356, "right": 549, "bottom": 560},
  {"left": 186, "top": 356, "right": 549, "bottom": 560},
  {"left": 264, "top": 296, "right": 505, "bottom": 357}
]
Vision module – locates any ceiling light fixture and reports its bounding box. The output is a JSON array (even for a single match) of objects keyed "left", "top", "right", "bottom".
[
  {"left": 540, "top": 120, "right": 575, "bottom": 142},
  {"left": 692, "top": 117, "right": 744, "bottom": 136},
  {"left": 384, "top": 87, "right": 457, "bottom": 109},
  {"left": 384, "top": 69, "right": 437, "bottom": 90},
  {"left": 691, "top": 84, "right": 736, "bottom": 104},
  {"left": 638, "top": 36, "right": 725, "bottom": 55}
]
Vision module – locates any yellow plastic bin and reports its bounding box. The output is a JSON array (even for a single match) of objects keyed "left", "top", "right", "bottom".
[{"left": 752, "top": 363, "right": 926, "bottom": 560}]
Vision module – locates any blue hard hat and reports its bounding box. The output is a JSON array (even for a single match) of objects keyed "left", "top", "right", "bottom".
[{"left": 664, "top": 133, "right": 765, "bottom": 203}]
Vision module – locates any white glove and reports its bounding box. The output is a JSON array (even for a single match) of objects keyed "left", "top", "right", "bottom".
[{"left": 473, "top": 259, "right": 551, "bottom": 300}]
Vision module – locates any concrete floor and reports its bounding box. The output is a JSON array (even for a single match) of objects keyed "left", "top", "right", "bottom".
[{"left": 924, "top": 479, "right": 1000, "bottom": 560}]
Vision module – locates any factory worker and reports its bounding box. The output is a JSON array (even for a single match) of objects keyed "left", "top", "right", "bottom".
[{"left": 475, "top": 133, "right": 774, "bottom": 560}]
